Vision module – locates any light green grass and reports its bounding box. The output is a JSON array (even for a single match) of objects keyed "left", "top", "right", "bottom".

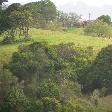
[
  {"left": 1, "top": 28, "right": 112, "bottom": 64},
  {"left": 30, "top": 28, "right": 112, "bottom": 50}
]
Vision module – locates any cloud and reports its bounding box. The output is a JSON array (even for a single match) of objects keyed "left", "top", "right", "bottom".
[
  {"left": 7, "top": 0, "right": 112, "bottom": 20},
  {"left": 58, "top": 1, "right": 112, "bottom": 20},
  {"left": 53, "top": 0, "right": 112, "bottom": 6}
]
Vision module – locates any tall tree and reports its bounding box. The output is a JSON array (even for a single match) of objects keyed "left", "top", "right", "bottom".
[
  {"left": 0, "top": 0, "right": 8, "bottom": 6},
  {"left": 56, "top": 11, "right": 81, "bottom": 28},
  {"left": 24, "top": 0, "right": 57, "bottom": 28},
  {"left": 0, "top": 3, "right": 32, "bottom": 43},
  {"left": 97, "top": 15, "right": 111, "bottom": 25}
]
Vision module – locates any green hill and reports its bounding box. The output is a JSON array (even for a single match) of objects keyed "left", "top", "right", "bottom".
[{"left": 1, "top": 28, "right": 112, "bottom": 65}]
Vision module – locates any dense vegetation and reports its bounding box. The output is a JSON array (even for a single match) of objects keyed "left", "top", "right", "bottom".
[{"left": 1, "top": 0, "right": 112, "bottom": 112}]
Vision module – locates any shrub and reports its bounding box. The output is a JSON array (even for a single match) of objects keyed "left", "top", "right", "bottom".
[
  {"left": 2, "top": 35, "right": 15, "bottom": 44},
  {"left": 97, "top": 15, "right": 111, "bottom": 25},
  {"left": 0, "top": 69, "right": 18, "bottom": 106},
  {"left": 42, "top": 97, "right": 61, "bottom": 112},
  {"left": 37, "top": 80, "right": 60, "bottom": 98},
  {"left": 47, "top": 22, "right": 62, "bottom": 31},
  {"left": 81, "top": 45, "right": 112, "bottom": 94},
  {"left": 0, "top": 86, "right": 29, "bottom": 112},
  {"left": 8, "top": 42, "right": 51, "bottom": 82},
  {"left": 84, "top": 20, "right": 112, "bottom": 38},
  {"left": 8, "top": 42, "right": 80, "bottom": 82},
  {"left": 62, "top": 99, "right": 94, "bottom": 112}
]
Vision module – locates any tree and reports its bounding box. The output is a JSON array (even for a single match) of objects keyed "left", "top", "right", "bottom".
[
  {"left": 84, "top": 20, "right": 112, "bottom": 38},
  {"left": 8, "top": 42, "right": 52, "bottom": 82},
  {"left": 37, "top": 80, "right": 59, "bottom": 98},
  {"left": 23, "top": 0, "right": 57, "bottom": 28},
  {"left": 0, "top": 86, "right": 29, "bottom": 112},
  {"left": 0, "top": 0, "right": 8, "bottom": 6},
  {"left": 56, "top": 11, "right": 81, "bottom": 28},
  {"left": 6, "top": 3, "right": 21, "bottom": 13},
  {"left": 80, "top": 45, "right": 112, "bottom": 94},
  {"left": 0, "top": 69, "right": 18, "bottom": 108},
  {"left": 97, "top": 15, "right": 111, "bottom": 25},
  {"left": 0, "top": 3, "right": 32, "bottom": 44},
  {"left": 42, "top": 97, "right": 61, "bottom": 112},
  {"left": 0, "top": 3, "right": 20, "bottom": 34}
]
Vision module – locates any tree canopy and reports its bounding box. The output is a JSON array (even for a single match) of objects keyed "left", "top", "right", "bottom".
[{"left": 97, "top": 15, "right": 111, "bottom": 25}]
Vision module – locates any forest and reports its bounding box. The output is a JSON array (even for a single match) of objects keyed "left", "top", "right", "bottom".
[{"left": 0, "top": 0, "right": 112, "bottom": 112}]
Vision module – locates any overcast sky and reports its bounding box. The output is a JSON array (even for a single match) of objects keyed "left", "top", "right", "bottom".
[
  {"left": 7, "top": 0, "right": 112, "bottom": 20},
  {"left": 7, "top": 0, "right": 112, "bottom": 6}
]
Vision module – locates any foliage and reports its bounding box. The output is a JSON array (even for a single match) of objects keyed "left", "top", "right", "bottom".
[
  {"left": 59, "top": 80, "right": 82, "bottom": 100},
  {"left": 56, "top": 11, "right": 81, "bottom": 28},
  {"left": 8, "top": 42, "right": 51, "bottom": 82},
  {"left": 1, "top": 1, "right": 112, "bottom": 111},
  {"left": 46, "top": 21, "right": 62, "bottom": 31},
  {"left": 97, "top": 15, "right": 111, "bottom": 25},
  {"left": 0, "top": 86, "right": 29, "bottom": 112},
  {"left": 80, "top": 45, "right": 112, "bottom": 94},
  {"left": 90, "top": 89, "right": 100, "bottom": 107},
  {"left": 0, "top": 69, "right": 18, "bottom": 104},
  {"left": 2, "top": 35, "right": 15, "bottom": 44},
  {"left": 8, "top": 42, "right": 83, "bottom": 82},
  {"left": 23, "top": 0, "right": 57, "bottom": 28},
  {"left": 84, "top": 20, "right": 112, "bottom": 38},
  {"left": 5, "top": 3, "right": 21, "bottom": 14},
  {"left": 62, "top": 99, "right": 94, "bottom": 112},
  {"left": 37, "top": 80, "right": 59, "bottom": 98},
  {"left": 0, "top": 3, "right": 32, "bottom": 44},
  {"left": 42, "top": 97, "right": 61, "bottom": 112}
]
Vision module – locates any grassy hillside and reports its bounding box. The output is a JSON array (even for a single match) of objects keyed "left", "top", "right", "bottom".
[
  {"left": 1, "top": 28, "right": 112, "bottom": 65},
  {"left": 1, "top": 28, "right": 112, "bottom": 111}
]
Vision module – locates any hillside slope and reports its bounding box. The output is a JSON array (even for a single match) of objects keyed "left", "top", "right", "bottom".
[{"left": 0, "top": 28, "right": 112, "bottom": 65}]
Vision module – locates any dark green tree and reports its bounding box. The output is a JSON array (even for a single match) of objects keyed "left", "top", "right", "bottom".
[
  {"left": 0, "top": 0, "right": 8, "bottom": 6},
  {"left": 37, "top": 80, "right": 59, "bottom": 98},
  {"left": 0, "top": 69, "right": 18, "bottom": 105},
  {"left": 6, "top": 3, "right": 21, "bottom": 13},
  {"left": 23, "top": 0, "right": 57, "bottom": 28},
  {"left": 84, "top": 20, "right": 112, "bottom": 38},
  {"left": 0, "top": 86, "right": 29, "bottom": 112},
  {"left": 0, "top": 3, "right": 32, "bottom": 44},
  {"left": 97, "top": 15, "right": 111, "bottom": 25},
  {"left": 80, "top": 45, "right": 112, "bottom": 94},
  {"left": 8, "top": 42, "right": 52, "bottom": 82}
]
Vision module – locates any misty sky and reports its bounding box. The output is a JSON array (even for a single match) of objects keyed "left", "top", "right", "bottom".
[
  {"left": 7, "top": 0, "right": 112, "bottom": 20},
  {"left": 7, "top": 0, "right": 112, "bottom": 6}
]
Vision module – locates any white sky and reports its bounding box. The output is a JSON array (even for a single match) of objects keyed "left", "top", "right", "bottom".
[
  {"left": 7, "top": 0, "right": 112, "bottom": 20},
  {"left": 7, "top": 0, "right": 112, "bottom": 6},
  {"left": 53, "top": 0, "right": 112, "bottom": 6}
]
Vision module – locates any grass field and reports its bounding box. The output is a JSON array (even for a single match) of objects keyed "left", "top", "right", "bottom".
[
  {"left": 30, "top": 28, "right": 112, "bottom": 49},
  {"left": 1, "top": 28, "right": 112, "bottom": 64}
]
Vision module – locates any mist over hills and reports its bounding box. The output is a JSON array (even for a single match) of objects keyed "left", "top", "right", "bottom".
[{"left": 57, "top": 1, "right": 112, "bottom": 20}]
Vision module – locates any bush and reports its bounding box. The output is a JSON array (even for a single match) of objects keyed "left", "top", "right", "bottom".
[
  {"left": 97, "top": 15, "right": 111, "bottom": 25},
  {"left": 0, "top": 69, "right": 18, "bottom": 106},
  {"left": 81, "top": 45, "right": 112, "bottom": 94},
  {"left": 8, "top": 42, "right": 81, "bottom": 82},
  {"left": 62, "top": 99, "right": 94, "bottom": 112},
  {"left": 2, "top": 35, "right": 15, "bottom": 44},
  {"left": 0, "top": 86, "right": 29, "bottom": 112},
  {"left": 37, "top": 80, "right": 60, "bottom": 98},
  {"left": 47, "top": 22, "right": 62, "bottom": 31},
  {"left": 42, "top": 97, "right": 61, "bottom": 112},
  {"left": 8, "top": 42, "right": 51, "bottom": 82},
  {"left": 84, "top": 20, "right": 112, "bottom": 38}
]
